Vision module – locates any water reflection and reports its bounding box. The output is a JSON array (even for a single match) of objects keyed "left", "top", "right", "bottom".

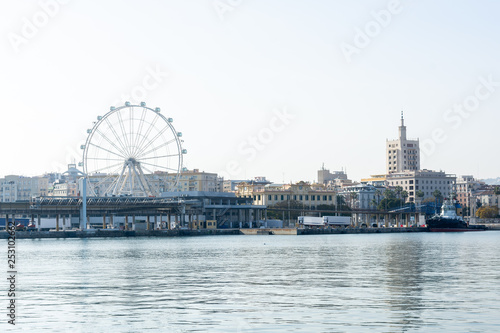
[
  {"left": 7, "top": 233, "right": 500, "bottom": 332},
  {"left": 384, "top": 236, "right": 425, "bottom": 330}
]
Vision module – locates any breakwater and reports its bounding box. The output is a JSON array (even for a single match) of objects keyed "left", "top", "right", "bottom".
[
  {"left": 0, "top": 229, "right": 240, "bottom": 239},
  {"left": 0, "top": 227, "right": 432, "bottom": 239}
]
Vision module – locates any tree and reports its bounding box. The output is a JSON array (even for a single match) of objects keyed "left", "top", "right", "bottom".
[
  {"left": 371, "top": 189, "right": 382, "bottom": 210},
  {"left": 377, "top": 190, "right": 404, "bottom": 211},
  {"left": 395, "top": 186, "right": 403, "bottom": 200},
  {"left": 348, "top": 192, "right": 358, "bottom": 209},
  {"left": 317, "top": 204, "right": 351, "bottom": 216},
  {"left": 415, "top": 190, "right": 424, "bottom": 205},
  {"left": 383, "top": 189, "right": 396, "bottom": 200},
  {"left": 433, "top": 189, "right": 443, "bottom": 208},
  {"left": 476, "top": 206, "right": 499, "bottom": 218},
  {"left": 401, "top": 190, "right": 409, "bottom": 203},
  {"left": 267, "top": 200, "right": 304, "bottom": 220}
]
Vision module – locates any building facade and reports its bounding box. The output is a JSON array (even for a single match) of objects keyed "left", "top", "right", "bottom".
[
  {"left": 386, "top": 169, "right": 456, "bottom": 202},
  {"left": 237, "top": 181, "right": 338, "bottom": 209},
  {"left": 386, "top": 113, "right": 420, "bottom": 174},
  {"left": 455, "top": 175, "right": 487, "bottom": 208}
]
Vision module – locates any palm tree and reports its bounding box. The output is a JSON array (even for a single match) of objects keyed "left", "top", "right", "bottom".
[
  {"left": 349, "top": 192, "right": 358, "bottom": 209},
  {"left": 433, "top": 189, "right": 442, "bottom": 213},
  {"left": 375, "top": 189, "right": 382, "bottom": 210},
  {"left": 415, "top": 190, "right": 424, "bottom": 212},
  {"left": 415, "top": 190, "right": 424, "bottom": 201},
  {"left": 401, "top": 190, "right": 408, "bottom": 204},
  {"left": 395, "top": 186, "right": 403, "bottom": 200}
]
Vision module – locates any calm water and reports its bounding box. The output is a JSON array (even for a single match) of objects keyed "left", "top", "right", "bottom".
[{"left": 2, "top": 232, "right": 500, "bottom": 332}]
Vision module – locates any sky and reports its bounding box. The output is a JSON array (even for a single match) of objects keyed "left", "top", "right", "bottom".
[{"left": 1, "top": 0, "right": 499, "bottom": 184}]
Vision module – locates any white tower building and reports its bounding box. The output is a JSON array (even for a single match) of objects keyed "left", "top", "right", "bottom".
[{"left": 386, "top": 112, "right": 420, "bottom": 174}]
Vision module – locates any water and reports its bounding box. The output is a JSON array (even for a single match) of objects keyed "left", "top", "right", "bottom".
[{"left": 2, "top": 232, "right": 500, "bottom": 332}]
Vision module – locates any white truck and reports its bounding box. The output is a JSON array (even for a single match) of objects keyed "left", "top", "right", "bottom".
[
  {"left": 298, "top": 216, "right": 325, "bottom": 228},
  {"left": 323, "top": 216, "right": 351, "bottom": 227}
]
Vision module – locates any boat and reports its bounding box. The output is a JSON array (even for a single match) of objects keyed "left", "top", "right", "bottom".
[{"left": 426, "top": 199, "right": 486, "bottom": 232}]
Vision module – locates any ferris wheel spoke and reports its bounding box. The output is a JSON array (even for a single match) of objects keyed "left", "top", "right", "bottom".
[
  {"left": 94, "top": 128, "right": 129, "bottom": 158},
  {"left": 137, "top": 138, "right": 177, "bottom": 159},
  {"left": 89, "top": 142, "right": 126, "bottom": 160},
  {"left": 105, "top": 117, "right": 130, "bottom": 157},
  {"left": 90, "top": 166, "right": 125, "bottom": 194},
  {"left": 129, "top": 106, "right": 134, "bottom": 156},
  {"left": 140, "top": 164, "right": 156, "bottom": 175},
  {"left": 140, "top": 161, "right": 179, "bottom": 172},
  {"left": 139, "top": 153, "right": 180, "bottom": 161},
  {"left": 88, "top": 161, "right": 124, "bottom": 175},
  {"left": 134, "top": 125, "right": 170, "bottom": 158},
  {"left": 131, "top": 107, "right": 148, "bottom": 157},
  {"left": 116, "top": 110, "right": 131, "bottom": 156},
  {"left": 133, "top": 113, "right": 159, "bottom": 157},
  {"left": 87, "top": 157, "right": 125, "bottom": 162},
  {"left": 91, "top": 165, "right": 123, "bottom": 185}
]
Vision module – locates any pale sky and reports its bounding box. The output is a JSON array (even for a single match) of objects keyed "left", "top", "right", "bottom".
[{"left": 1, "top": 0, "right": 499, "bottom": 183}]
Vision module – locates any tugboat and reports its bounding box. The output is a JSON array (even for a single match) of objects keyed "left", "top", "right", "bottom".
[{"left": 426, "top": 199, "right": 486, "bottom": 232}]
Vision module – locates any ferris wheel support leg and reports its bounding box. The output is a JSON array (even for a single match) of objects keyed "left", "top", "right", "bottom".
[
  {"left": 136, "top": 164, "right": 153, "bottom": 196},
  {"left": 112, "top": 164, "right": 127, "bottom": 196},
  {"left": 80, "top": 177, "right": 87, "bottom": 230}
]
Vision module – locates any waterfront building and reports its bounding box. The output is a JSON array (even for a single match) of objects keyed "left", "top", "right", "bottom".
[
  {"left": 340, "top": 184, "right": 385, "bottom": 210},
  {"left": 455, "top": 175, "right": 486, "bottom": 208},
  {"left": 170, "top": 169, "right": 223, "bottom": 192},
  {"left": 50, "top": 181, "right": 78, "bottom": 197},
  {"left": 0, "top": 175, "right": 34, "bottom": 202},
  {"left": 84, "top": 168, "right": 224, "bottom": 196},
  {"left": 386, "top": 112, "right": 420, "bottom": 174},
  {"left": 360, "top": 175, "right": 387, "bottom": 187},
  {"left": 475, "top": 189, "right": 500, "bottom": 210},
  {"left": 318, "top": 166, "right": 348, "bottom": 184},
  {"left": 237, "top": 181, "right": 338, "bottom": 209},
  {"left": 386, "top": 169, "right": 456, "bottom": 202},
  {"left": 223, "top": 177, "right": 272, "bottom": 193},
  {"left": 30, "top": 176, "right": 50, "bottom": 197},
  {"left": 161, "top": 191, "right": 265, "bottom": 228}
]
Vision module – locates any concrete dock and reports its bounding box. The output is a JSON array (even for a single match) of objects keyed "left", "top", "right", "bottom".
[{"left": 0, "top": 226, "right": 436, "bottom": 239}]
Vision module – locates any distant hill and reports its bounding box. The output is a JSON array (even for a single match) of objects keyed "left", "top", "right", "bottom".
[{"left": 482, "top": 177, "right": 500, "bottom": 185}]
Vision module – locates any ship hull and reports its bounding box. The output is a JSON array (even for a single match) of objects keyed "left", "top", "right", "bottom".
[{"left": 426, "top": 217, "right": 487, "bottom": 232}]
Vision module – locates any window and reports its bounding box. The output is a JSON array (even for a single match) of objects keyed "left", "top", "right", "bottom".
[
  {"left": 305, "top": 195, "right": 309, "bottom": 200},
  {"left": 300, "top": 195, "right": 303, "bottom": 200},
  {"left": 268, "top": 195, "right": 272, "bottom": 200},
  {"left": 323, "top": 196, "right": 327, "bottom": 201},
  {"left": 274, "top": 195, "right": 278, "bottom": 200},
  {"left": 281, "top": 195, "right": 284, "bottom": 201}
]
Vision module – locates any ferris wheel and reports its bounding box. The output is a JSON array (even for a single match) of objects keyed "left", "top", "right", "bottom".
[{"left": 81, "top": 102, "right": 186, "bottom": 197}]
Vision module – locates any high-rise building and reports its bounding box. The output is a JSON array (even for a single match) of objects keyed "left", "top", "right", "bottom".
[{"left": 386, "top": 112, "right": 420, "bottom": 174}]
